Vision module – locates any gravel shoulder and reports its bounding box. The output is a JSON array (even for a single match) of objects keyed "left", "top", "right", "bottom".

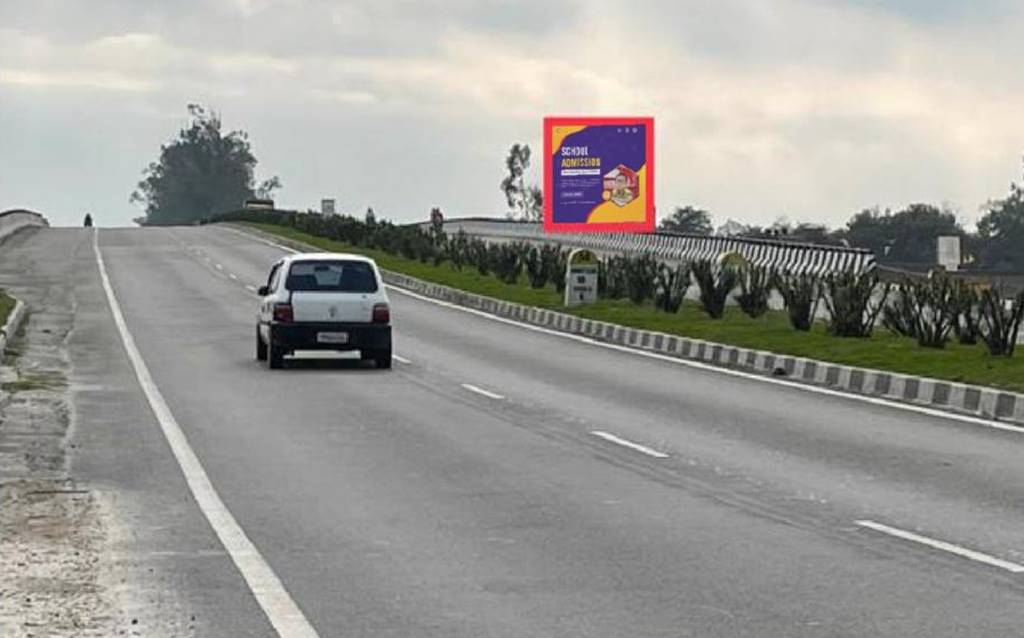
[{"left": 0, "top": 228, "right": 220, "bottom": 637}]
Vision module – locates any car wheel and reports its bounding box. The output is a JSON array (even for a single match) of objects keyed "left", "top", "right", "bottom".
[
  {"left": 268, "top": 344, "right": 284, "bottom": 369},
  {"left": 267, "top": 329, "right": 284, "bottom": 369},
  {"left": 374, "top": 349, "right": 392, "bottom": 370},
  {"left": 256, "top": 327, "right": 267, "bottom": 361}
]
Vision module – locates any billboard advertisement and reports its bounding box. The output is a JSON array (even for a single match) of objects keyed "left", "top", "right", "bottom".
[{"left": 543, "top": 116, "right": 655, "bottom": 233}]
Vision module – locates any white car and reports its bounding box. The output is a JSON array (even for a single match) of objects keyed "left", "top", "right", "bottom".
[{"left": 256, "top": 252, "right": 392, "bottom": 369}]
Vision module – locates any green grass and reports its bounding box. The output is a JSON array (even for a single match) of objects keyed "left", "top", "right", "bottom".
[
  {"left": 0, "top": 289, "right": 14, "bottom": 327},
  {"left": 238, "top": 222, "right": 1024, "bottom": 393}
]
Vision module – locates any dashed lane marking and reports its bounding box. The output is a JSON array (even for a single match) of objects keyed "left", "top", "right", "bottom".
[
  {"left": 461, "top": 383, "right": 505, "bottom": 400},
  {"left": 856, "top": 520, "right": 1024, "bottom": 574},
  {"left": 590, "top": 431, "right": 669, "bottom": 459}
]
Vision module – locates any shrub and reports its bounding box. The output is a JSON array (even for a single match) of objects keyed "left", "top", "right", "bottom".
[
  {"left": 913, "top": 277, "right": 959, "bottom": 348},
  {"left": 625, "top": 254, "right": 660, "bottom": 305},
  {"left": 884, "top": 277, "right": 958, "bottom": 348},
  {"left": 491, "top": 243, "right": 522, "bottom": 284},
  {"left": 822, "top": 270, "right": 889, "bottom": 338},
  {"left": 979, "top": 288, "right": 1024, "bottom": 357},
  {"left": 448, "top": 229, "right": 469, "bottom": 271},
  {"left": 692, "top": 259, "right": 739, "bottom": 319},
  {"left": 602, "top": 256, "right": 629, "bottom": 299},
  {"left": 470, "top": 239, "right": 491, "bottom": 276},
  {"left": 735, "top": 265, "right": 773, "bottom": 319},
  {"left": 550, "top": 248, "right": 569, "bottom": 293},
  {"left": 774, "top": 271, "right": 819, "bottom": 331},
  {"left": 597, "top": 260, "right": 608, "bottom": 298},
  {"left": 654, "top": 262, "right": 690, "bottom": 313},
  {"left": 882, "top": 287, "right": 919, "bottom": 338},
  {"left": 952, "top": 282, "right": 982, "bottom": 345},
  {"left": 524, "top": 246, "right": 548, "bottom": 288}
]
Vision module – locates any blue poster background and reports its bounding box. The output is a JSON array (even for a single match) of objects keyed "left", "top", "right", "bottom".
[{"left": 552, "top": 124, "right": 647, "bottom": 224}]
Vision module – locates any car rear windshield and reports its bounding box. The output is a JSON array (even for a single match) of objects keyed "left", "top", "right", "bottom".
[{"left": 285, "top": 260, "right": 378, "bottom": 292}]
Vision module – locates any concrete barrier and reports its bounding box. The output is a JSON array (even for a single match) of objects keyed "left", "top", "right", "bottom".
[{"left": 0, "top": 209, "right": 49, "bottom": 244}]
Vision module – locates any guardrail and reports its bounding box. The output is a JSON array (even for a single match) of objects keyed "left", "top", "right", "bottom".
[
  {"left": 0, "top": 209, "right": 49, "bottom": 243},
  {"left": 423, "top": 218, "right": 876, "bottom": 276}
]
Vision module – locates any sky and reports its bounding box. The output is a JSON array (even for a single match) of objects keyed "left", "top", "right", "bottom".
[{"left": 1, "top": 0, "right": 1022, "bottom": 229}]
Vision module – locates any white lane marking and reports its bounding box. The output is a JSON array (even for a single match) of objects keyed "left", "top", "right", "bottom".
[
  {"left": 92, "top": 230, "right": 319, "bottom": 638},
  {"left": 590, "top": 431, "right": 669, "bottom": 459},
  {"left": 855, "top": 520, "right": 1024, "bottom": 573},
  {"left": 229, "top": 273, "right": 238, "bottom": 280},
  {"left": 218, "top": 225, "right": 299, "bottom": 254},
  {"left": 222, "top": 225, "right": 1024, "bottom": 435},
  {"left": 245, "top": 285, "right": 257, "bottom": 293},
  {"left": 214, "top": 263, "right": 224, "bottom": 270},
  {"left": 385, "top": 287, "right": 1024, "bottom": 435},
  {"left": 461, "top": 383, "right": 505, "bottom": 400},
  {"left": 392, "top": 354, "right": 412, "bottom": 364}
]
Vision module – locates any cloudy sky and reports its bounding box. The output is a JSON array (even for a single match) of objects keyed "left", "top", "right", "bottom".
[{"left": 1, "top": 0, "right": 1022, "bottom": 229}]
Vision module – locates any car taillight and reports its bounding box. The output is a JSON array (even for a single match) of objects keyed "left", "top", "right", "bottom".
[
  {"left": 273, "top": 303, "right": 293, "bottom": 323},
  {"left": 372, "top": 303, "right": 390, "bottom": 324}
]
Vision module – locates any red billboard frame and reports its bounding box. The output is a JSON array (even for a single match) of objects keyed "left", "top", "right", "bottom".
[{"left": 543, "top": 116, "right": 655, "bottom": 233}]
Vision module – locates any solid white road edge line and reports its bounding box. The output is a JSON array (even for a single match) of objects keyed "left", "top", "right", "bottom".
[
  {"left": 386, "top": 287, "right": 1024, "bottom": 435},
  {"left": 590, "top": 431, "right": 670, "bottom": 459},
  {"left": 461, "top": 383, "right": 505, "bottom": 400},
  {"left": 855, "top": 520, "right": 1024, "bottom": 573},
  {"left": 392, "top": 354, "right": 412, "bottom": 364},
  {"left": 221, "top": 225, "right": 1024, "bottom": 436},
  {"left": 219, "top": 225, "right": 299, "bottom": 253},
  {"left": 93, "top": 230, "right": 320, "bottom": 638}
]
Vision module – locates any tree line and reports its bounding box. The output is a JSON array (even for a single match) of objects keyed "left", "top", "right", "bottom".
[
  {"left": 658, "top": 190, "right": 1024, "bottom": 272},
  {"left": 130, "top": 105, "right": 1024, "bottom": 273}
]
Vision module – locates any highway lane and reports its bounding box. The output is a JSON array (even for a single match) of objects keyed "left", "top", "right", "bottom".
[
  {"left": 0, "top": 228, "right": 273, "bottom": 635},
  {"left": 24, "top": 224, "right": 1024, "bottom": 635}
]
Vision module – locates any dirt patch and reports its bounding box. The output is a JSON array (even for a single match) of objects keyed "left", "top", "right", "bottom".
[
  {"left": 0, "top": 260, "right": 194, "bottom": 635},
  {"left": 0, "top": 479, "right": 117, "bottom": 636}
]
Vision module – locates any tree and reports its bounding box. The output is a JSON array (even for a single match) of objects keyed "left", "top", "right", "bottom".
[
  {"left": 977, "top": 182, "right": 1024, "bottom": 271},
  {"left": 658, "top": 206, "right": 712, "bottom": 234},
  {"left": 500, "top": 143, "right": 542, "bottom": 222},
  {"left": 131, "top": 104, "right": 280, "bottom": 225},
  {"left": 839, "top": 204, "right": 962, "bottom": 263}
]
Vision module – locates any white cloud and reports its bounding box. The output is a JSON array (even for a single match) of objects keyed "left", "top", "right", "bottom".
[
  {"left": 0, "top": 1, "right": 1022, "bottom": 229},
  {"left": 0, "top": 68, "right": 157, "bottom": 92}
]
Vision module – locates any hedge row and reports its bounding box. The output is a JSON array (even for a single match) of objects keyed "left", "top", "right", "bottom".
[{"left": 213, "top": 210, "right": 1024, "bottom": 358}]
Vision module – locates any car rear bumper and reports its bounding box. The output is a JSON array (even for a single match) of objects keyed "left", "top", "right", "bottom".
[{"left": 267, "top": 322, "right": 391, "bottom": 351}]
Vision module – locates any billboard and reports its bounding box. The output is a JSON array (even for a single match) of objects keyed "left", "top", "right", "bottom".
[{"left": 544, "top": 116, "right": 654, "bottom": 233}]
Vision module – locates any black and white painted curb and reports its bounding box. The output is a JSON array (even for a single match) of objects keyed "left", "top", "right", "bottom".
[
  {"left": 383, "top": 272, "right": 1024, "bottom": 425},
  {"left": 0, "top": 298, "right": 26, "bottom": 365},
  {"left": 231, "top": 224, "right": 1024, "bottom": 427}
]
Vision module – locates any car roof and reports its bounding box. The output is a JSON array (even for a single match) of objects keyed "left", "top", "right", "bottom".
[{"left": 284, "top": 252, "right": 376, "bottom": 264}]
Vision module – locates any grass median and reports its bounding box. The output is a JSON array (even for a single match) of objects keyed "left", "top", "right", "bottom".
[{"left": 237, "top": 221, "right": 1024, "bottom": 393}]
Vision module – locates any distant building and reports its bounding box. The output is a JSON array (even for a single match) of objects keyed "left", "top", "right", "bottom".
[
  {"left": 321, "top": 199, "right": 336, "bottom": 215},
  {"left": 244, "top": 198, "right": 275, "bottom": 211},
  {"left": 937, "top": 236, "right": 961, "bottom": 271}
]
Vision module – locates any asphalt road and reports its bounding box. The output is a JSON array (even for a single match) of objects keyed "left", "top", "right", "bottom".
[{"left": 8, "top": 225, "right": 1024, "bottom": 636}]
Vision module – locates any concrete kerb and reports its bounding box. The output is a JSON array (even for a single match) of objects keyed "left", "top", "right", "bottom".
[
  {"left": 379, "top": 268, "right": 1024, "bottom": 425},
  {"left": 227, "top": 223, "right": 1024, "bottom": 427}
]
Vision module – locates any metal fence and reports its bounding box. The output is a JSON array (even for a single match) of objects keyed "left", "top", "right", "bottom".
[{"left": 426, "top": 218, "right": 876, "bottom": 276}]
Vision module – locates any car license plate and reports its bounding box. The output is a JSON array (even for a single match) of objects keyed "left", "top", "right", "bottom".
[{"left": 317, "top": 331, "right": 349, "bottom": 344}]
